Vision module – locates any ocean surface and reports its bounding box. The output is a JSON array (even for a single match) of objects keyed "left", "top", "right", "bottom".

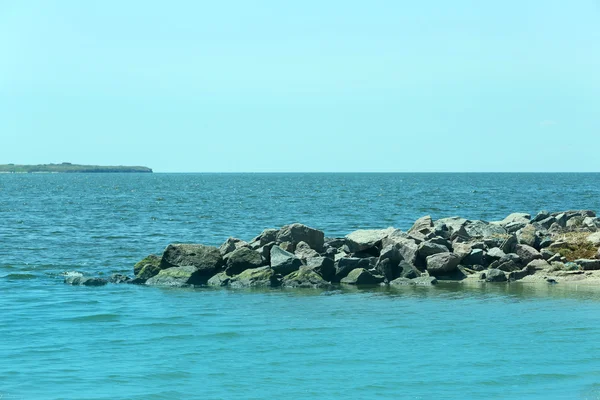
[{"left": 2, "top": 173, "right": 600, "bottom": 399}]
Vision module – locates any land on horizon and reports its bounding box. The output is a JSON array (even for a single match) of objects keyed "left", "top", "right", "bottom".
[{"left": 0, "top": 163, "right": 153, "bottom": 174}]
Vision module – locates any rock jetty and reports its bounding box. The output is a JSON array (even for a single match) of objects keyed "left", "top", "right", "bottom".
[{"left": 66, "top": 210, "right": 600, "bottom": 288}]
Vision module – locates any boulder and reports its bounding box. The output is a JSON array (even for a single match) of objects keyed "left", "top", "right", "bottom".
[
  {"left": 219, "top": 237, "right": 248, "bottom": 257},
  {"left": 375, "top": 258, "right": 396, "bottom": 281},
  {"left": 134, "top": 254, "right": 161, "bottom": 276},
  {"left": 566, "top": 216, "right": 585, "bottom": 230},
  {"left": 382, "top": 234, "right": 419, "bottom": 265},
  {"left": 417, "top": 242, "right": 449, "bottom": 259},
  {"left": 295, "top": 241, "right": 320, "bottom": 260},
  {"left": 462, "top": 249, "right": 485, "bottom": 266},
  {"left": 425, "top": 252, "right": 461, "bottom": 276},
  {"left": 538, "top": 216, "right": 557, "bottom": 229},
  {"left": 378, "top": 244, "right": 403, "bottom": 266},
  {"left": 257, "top": 241, "right": 276, "bottom": 263},
  {"left": 508, "top": 266, "right": 534, "bottom": 281},
  {"left": 452, "top": 242, "right": 472, "bottom": 260},
  {"left": 412, "top": 276, "right": 438, "bottom": 286},
  {"left": 276, "top": 223, "right": 324, "bottom": 252},
  {"left": 270, "top": 246, "right": 303, "bottom": 276},
  {"left": 64, "top": 275, "right": 108, "bottom": 286},
  {"left": 515, "top": 244, "right": 542, "bottom": 265},
  {"left": 109, "top": 274, "right": 131, "bottom": 284},
  {"left": 587, "top": 232, "right": 600, "bottom": 247},
  {"left": 249, "top": 228, "right": 279, "bottom": 249},
  {"left": 434, "top": 217, "right": 468, "bottom": 236},
  {"left": 499, "top": 234, "right": 518, "bottom": 253},
  {"left": 306, "top": 256, "right": 336, "bottom": 282},
  {"left": 497, "top": 213, "right": 531, "bottom": 227},
  {"left": 484, "top": 268, "right": 507, "bottom": 282},
  {"left": 229, "top": 266, "right": 281, "bottom": 288},
  {"left": 517, "top": 225, "right": 540, "bottom": 248},
  {"left": 135, "top": 264, "right": 161, "bottom": 281},
  {"left": 583, "top": 217, "right": 600, "bottom": 231},
  {"left": 324, "top": 237, "right": 346, "bottom": 249},
  {"left": 494, "top": 259, "right": 521, "bottom": 272},
  {"left": 340, "top": 268, "right": 385, "bottom": 285},
  {"left": 540, "top": 248, "right": 555, "bottom": 260},
  {"left": 146, "top": 266, "right": 205, "bottom": 287},
  {"left": 160, "top": 244, "right": 224, "bottom": 283},
  {"left": 526, "top": 259, "right": 551, "bottom": 271},
  {"left": 282, "top": 267, "right": 331, "bottom": 289},
  {"left": 532, "top": 211, "right": 550, "bottom": 223},
  {"left": 486, "top": 247, "right": 506, "bottom": 263},
  {"left": 408, "top": 215, "right": 433, "bottom": 235},
  {"left": 389, "top": 277, "right": 413, "bottom": 286},
  {"left": 574, "top": 259, "right": 600, "bottom": 271},
  {"left": 207, "top": 272, "right": 231, "bottom": 287},
  {"left": 398, "top": 261, "right": 420, "bottom": 279},
  {"left": 225, "top": 247, "right": 263, "bottom": 275},
  {"left": 345, "top": 228, "right": 394, "bottom": 253},
  {"left": 334, "top": 257, "right": 371, "bottom": 282}
]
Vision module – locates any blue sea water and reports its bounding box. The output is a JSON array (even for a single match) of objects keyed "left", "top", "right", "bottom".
[{"left": 2, "top": 173, "right": 600, "bottom": 399}]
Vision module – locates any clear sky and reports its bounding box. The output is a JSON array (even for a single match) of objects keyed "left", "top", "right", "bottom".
[{"left": 1, "top": 1, "right": 599, "bottom": 172}]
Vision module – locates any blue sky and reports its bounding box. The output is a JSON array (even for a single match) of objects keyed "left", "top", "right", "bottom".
[{"left": 1, "top": 1, "right": 599, "bottom": 172}]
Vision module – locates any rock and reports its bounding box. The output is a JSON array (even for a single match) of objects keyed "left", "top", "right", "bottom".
[
  {"left": 229, "top": 266, "right": 281, "bottom": 288},
  {"left": 499, "top": 234, "right": 518, "bottom": 253},
  {"left": 574, "top": 259, "right": 600, "bottom": 271},
  {"left": 526, "top": 259, "right": 551, "bottom": 271},
  {"left": 219, "top": 237, "right": 248, "bottom": 257},
  {"left": 425, "top": 252, "right": 461, "bottom": 276},
  {"left": 587, "top": 232, "right": 600, "bottom": 246},
  {"left": 434, "top": 217, "right": 468, "bottom": 236},
  {"left": 532, "top": 211, "right": 550, "bottom": 223},
  {"left": 484, "top": 268, "right": 507, "bottom": 282},
  {"left": 334, "top": 257, "right": 371, "bottom": 282},
  {"left": 540, "top": 248, "right": 555, "bottom": 260},
  {"left": 340, "top": 268, "right": 385, "bottom": 285},
  {"left": 583, "top": 217, "right": 600, "bottom": 231},
  {"left": 517, "top": 225, "right": 540, "bottom": 248},
  {"left": 389, "top": 277, "right": 413, "bottom": 286},
  {"left": 486, "top": 247, "right": 506, "bottom": 262},
  {"left": 411, "top": 276, "right": 438, "bottom": 286},
  {"left": 207, "top": 272, "right": 231, "bottom": 287},
  {"left": 597, "top": 248, "right": 600, "bottom": 260},
  {"left": 249, "top": 228, "right": 279, "bottom": 249},
  {"left": 109, "top": 274, "right": 131, "bottom": 284},
  {"left": 257, "top": 241, "right": 276, "bottom": 263},
  {"left": 324, "top": 237, "right": 346, "bottom": 249},
  {"left": 497, "top": 213, "right": 531, "bottom": 227},
  {"left": 505, "top": 221, "right": 528, "bottom": 234},
  {"left": 515, "top": 244, "right": 542, "bottom": 265},
  {"left": 566, "top": 216, "right": 585, "bottom": 230},
  {"left": 270, "top": 246, "right": 303, "bottom": 276},
  {"left": 295, "top": 241, "right": 320, "bottom": 260},
  {"left": 64, "top": 275, "right": 108, "bottom": 286},
  {"left": 408, "top": 215, "right": 433, "bottom": 235},
  {"left": 554, "top": 213, "right": 567, "bottom": 227},
  {"left": 417, "top": 242, "right": 449, "bottom": 259},
  {"left": 276, "top": 223, "right": 324, "bottom": 252},
  {"left": 383, "top": 234, "right": 419, "bottom": 265},
  {"left": 539, "top": 237, "right": 554, "bottom": 248},
  {"left": 508, "top": 266, "right": 533, "bottom": 281},
  {"left": 282, "top": 267, "right": 331, "bottom": 288},
  {"left": 538, "top": 216, "right": 557, "bottom": 229},
  {"left": 134, "top": 254, "right": 161, "bottom": 276},
  {"left": 345, "top": 228, "right": 394, "bottom": 253},
  {"left": 452, "top": 242, "right": 472, "bottom": 260},
  {"left": 464, "top": 220, "right": 506, "bottom": 238},
  {"left": 225, "top": 247, "right": 263, "bottom": 275},
  {"left": 136, "top": 264, "right": 161, "bottom": 281},
  {"left": 378, "top": 244, "right": 403, "bottom": 266},
  {"left": 462, "top": 249, "right": 485, "bottom": 266},
  {"left": 145, "top": 266, "right": 206, "bottom": 287},
  {"left": 279, "top": 242, "right": 294, "bottom": 252},
  {"left": 306, "top": 256, "right": 336, "bottom": 282},
  {"left": 494, "top": 259, "right": 521, "bottom": 272},
  {"left": 398, "top": 261, "right": 420, "bottom": 279},
  {"left": 160, "top": 244, "right": 224, "bottom": 283}
]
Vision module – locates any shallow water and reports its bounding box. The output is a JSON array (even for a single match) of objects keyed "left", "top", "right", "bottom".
[{"left": 2, "top": 173, "right": 600, "bottom": 399}]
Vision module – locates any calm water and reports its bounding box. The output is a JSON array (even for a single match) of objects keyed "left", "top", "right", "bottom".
[{"left": 2, "top": 173, "right": 600, "bottom": 399}]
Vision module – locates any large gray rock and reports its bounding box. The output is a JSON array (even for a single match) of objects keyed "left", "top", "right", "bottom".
[
  {"left": 382, "top": 234, "right": 419, "bottom": 265},
  {"left": 484, "top": 268, "right": 507, "bottom": 282},
  {"left": 340, "top": 268, "right": 385, "bottom": 285},
  {"left": 408, "top": 215, "right": 433, "bottom": 235},
  {"left": 276, "top": 224, "right": 324, "bottom": 252},
  {"left": 282, "top": 267, "right": 331, "bottom": 289},
  {"left": 109, "top": 274, "right": 131, "bottom": 284},
  {"left": 345, "top": 228, "right": 394, "bottom": 253},
  {"left": 464, "top": 220, "right": 507, "bottom": 238},
  {"left": 207, "top": 272, "right": 231, "bottom": 287},
  {"left": 587, "top": 232, "right": 600, "bottom": 246},
  {"left": 295, "top": 241, "right": 320, "bottom": 260},
  {"left": 515, "top": 244, "right": 542, "bottom": 265},
  {"left": 417, "top": 242, "right": 449, "bottom": 259},
  {"left": 462, "top": 249, "right": 485, "bottom": 266},
  {"left": 334, "top": 257, "right": 371, "bottom": 282},
  {"left": 425, "top": 253, "right": 461, "bottom": 276},
  {"left": 574, "top": 259, "right": 600, "bottom": 271},
  {"left": 229, "top": 266, "right": 281, "bottom": 288},
  {"left": 486, "top": 247, "right": 506, "bottom": 263},
  {"left": 306, "top": 256, "right": 336, "bottom": 282},
  {"left": 517, "top": 225, "right": 540, "bottom": 248},
  {"left": 526, "top": 259, "right": 551, "bottom": 271},
  {"left": 412, "top": 276, "right": 438, "bottom": 286},
  {"left": 398, "top": 261, "right": 420, "bottom": 279},
  {"left": 249, "top": 228, "right": 279, "bottom": 249},
  {"left": 219, "top": 237, "right": 248, "bottom": 257},
  {"left": 497, "top": 213, "right": 531, "bottom": 227},
  {"left": 270, "top": 246, "right": 303, "bottom": 276},
  {"left": 225, "top": 247, "right": 263, "bottom": 275},
  {"left": 136, "top": 264, "right": 161, "bottom": 281},
  {"left": 160, "top": 244, "right": 224, "bottom": 283},
  {"left": 146, "top": 266, "right": 205, "bottom": 287},
  {"left": 64, "top": 274, "right": 108, "bottom": 286},
  {"left": 134, "top": 254, "right": 161, "bottom": 276},
  {"left": 434, "top": 217, "right": 468, "bottom": 236},
  {"left": 532, "top": 211, "right": 550, "bottom": 223}
]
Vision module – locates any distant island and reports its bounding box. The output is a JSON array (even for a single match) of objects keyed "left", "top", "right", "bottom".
[{"left": 0, "top": 163, "right": 153, "bottom": 173}]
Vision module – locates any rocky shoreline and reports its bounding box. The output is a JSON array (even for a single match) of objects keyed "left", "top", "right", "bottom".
[{"left": 66, "top": 210, "right": 600, "bottom": 289}]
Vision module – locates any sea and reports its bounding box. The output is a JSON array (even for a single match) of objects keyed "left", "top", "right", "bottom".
[{"left": 2, "top": 173, "right": 600, "bottom": 399}]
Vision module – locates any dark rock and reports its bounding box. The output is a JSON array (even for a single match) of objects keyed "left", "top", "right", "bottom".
[
  {"left": 229, "top": 266, "right": 281, "bottom": 288},
  {"left": 499, "top": 234, "right": 518, "bottom": 253},
  {"left": 398, "top": 261, "right": 420, "bottom": 279},
  {"left": 306, "top": 256, "right": 336, "bottom": 282},
  {"left": 146, "top": 266, "right": 206, "bottom": 287},
  {"left": 486, "top": 247, "right": 506, "bottom": 263},
  {"left": 574, "top": 259, "right": 600, "bottom": 271},
  {"left": 484, "top": 268, "right": 507, "bottom": 282},
  {"left": 109, "top": 274, "right": 131, "bottom": 284},
  {"left": 324, "top": 237, "right": 346, "bottom": 249},
  {"left": 136, "top": 264, "right": 161, "bottom": 281},
  {"left": 417, "top": 242, "right": 449, "bottom": 259},
  {"left": 425, "top": 252, "right": 461, "bottom": 276},
  {"left": 345, "top": 228, "right": 394, "bottom": 253},
  {"left": 134, "top": 254, "right": 161, "bottom": 276},
  {"left": 282, "top": 267, "right": 331, "bottom": 288},
  {"left": 462, "top": 249, "right": 485, "bottom": 266},
  {"left": 538, "top": 216, "right": 557, "bottom": 229},
  {"left": 389, "top": 277, "right": 413, "bottom": 286},
  {"left": 257, "top": 241, "right": 276, "bottom": 264},
  {"left": 160, "top": 244, "right": 223, "bottom": 283},
  {"left": 408, "top": 215, "right": 433, "bottom": 235},
  {"left": 225, "top": 247, "right": 264, "bottom": 275},
  {"left": 295, "top": 241, "right": 320, "bottom": 260},
  {"left": 515, "top": 244, "right": 542, "bottom": 265},
  {"left": 540, "top": 248, "right": 555, "bottom": 260},
  {"left": 270, "top": 246, "right": 303, "bottom": 276},
  {"left": 494, "top": 259, "right": 521, "bottom": 272},
  {"left": 383, "top": 235, "right": 419, "bottom": 266},
  {"left": 532, "top": 211, "right": 550, "bottom": 223},
  {"left": 434, "top": 217, "right": 468, "bottom": 236},
  {"left": 219, "top": 237, "right": 248, "bottom": 257},
  {"left": 411, "top": 276, "right": 438, "bottom": 286},
  {"left": 207, "top": 272, "right": 231, "bottom": 287},
  {"left": 539, "top": 237, "right": 554, "bottom": 248},
  {"left": 249, "top": 228, "right": 279, "bottom": 249},
  {"left": 340, "top": 268, "right": 385, "bottom": 285},
  {"left": 276, "top": 223, "right": 324, "bottom": 252},
  {"left": 554, "top": 213, "right": 567, "bottom": 227},
  {"left": 508, "top": 266, "right": 534, "bottom": 281},
  {"left": 64, "top": 275, "right": 108, "bottom": 286},
  {"left": 517, "top": 225, "right": 541, "bottom": 249},
  {"left": 334, "top": 257, "right": 371, "bottom": 282}
]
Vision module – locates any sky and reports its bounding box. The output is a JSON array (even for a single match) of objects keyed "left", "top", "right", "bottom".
[{"left": 0, "top": 1, "right": 599, "bottom": 172}]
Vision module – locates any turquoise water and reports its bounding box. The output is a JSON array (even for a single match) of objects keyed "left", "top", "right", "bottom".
[{"left": 2, "top": 173, "right": 600, "bottom": 399}]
